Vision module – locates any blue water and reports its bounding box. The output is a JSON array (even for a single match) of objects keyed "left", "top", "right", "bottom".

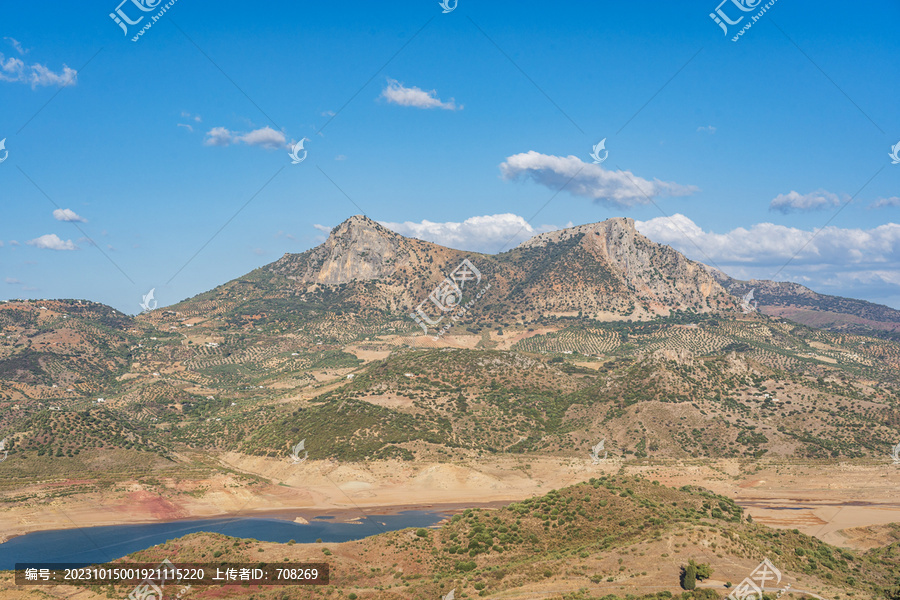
[{"left": 0, "top": 511, "right": 446, "bottom": 570}]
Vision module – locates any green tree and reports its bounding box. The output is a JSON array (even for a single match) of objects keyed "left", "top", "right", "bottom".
[
  {"left": 690, "top": 559, "right": 713, "bottom": 581},
  {"left": 680, "top": 563, "right": 697, "bottom": 590}
]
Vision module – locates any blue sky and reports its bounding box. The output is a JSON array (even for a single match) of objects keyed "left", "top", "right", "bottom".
[{"left": 1, "top": 0, "right": 898, "bottom": 313}]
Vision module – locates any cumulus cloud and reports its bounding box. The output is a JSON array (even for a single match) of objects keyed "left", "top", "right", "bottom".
[
  {"left": 237, "top": 126, "right": 286, "bottom": 149},
  {"left": 500, "top": 151, "right": 698, "bottom": 208},
  {"left": 635, "top": 213, "right": 900, "bottom": 306},
  {"left": 380, "top": 78, "right": 460, "bottom": 110},
  {"left": 0, "top": 51, "right": 76, "bottom": 88},
  {"left": 770, "top": 189, "right": 842, "bottom": 213},
  {"left": 204, "top": 126, "right": 232, "bottom": 146},
  {"left": 380, "top": 213, "right": 560, "bottom": 252},
  {"left": 204, "top": 126, "right": 287, "bottom": 149},
  {"left": 869, "top": 196, "right": 900, "bottom": 210},
  {"left": 52, "top": 208, "right": 86, "bottom": 223},
  {"left": 26, "top": 234, "right": 77, "bottom": 251}
]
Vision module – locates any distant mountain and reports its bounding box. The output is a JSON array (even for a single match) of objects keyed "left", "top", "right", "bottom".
[
  {"left": 158, "top": 215, "right": 739, "bottom": 333},
  {"left": 707, "top": 269, "right": 900, "bottom": 340}
]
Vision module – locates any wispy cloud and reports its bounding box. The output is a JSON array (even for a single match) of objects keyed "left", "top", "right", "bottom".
[
  {"left": 769, "top": 189, "right": 842, "bottom": 213},
  {"left": 52, "top": 208, "right": 86, "bottom": 223},
  {"left": 500, "top": 151, "right": 698, "bottom": 208},
  {"left": 697, "top": 125, "right": 716, "bottom": 134},
  {"left": 4, "top": 277, "right": 21, "bottom": 285},
  {"left": 4, "top": 37, "right": 26, "bottom": 55},
  {"left": 204, "top": 126, "right": 287, "bottom": 149},
  {"left": 177, "top": 123, "right": 193, "bottom": 132},
  {"left": 312, "top": 224, "right": 332, "bottom": 234},
  {"left": 380, "top": 78, "right": 460, "bottom": 110},
  {"left": 26, "top": 234, "right": 77, "bottom": 251},
  {"left": 869, "top": 196, "right": 900, "bottom": 210}
]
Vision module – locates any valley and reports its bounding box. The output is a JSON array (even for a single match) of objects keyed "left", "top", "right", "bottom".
[{"left": 1, "top": 216, "right": 899, "bottom": 599}]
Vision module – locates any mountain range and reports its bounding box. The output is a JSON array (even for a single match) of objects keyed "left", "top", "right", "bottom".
[{"left": 1, "top": 215, "right": 899, "bottom": 466}]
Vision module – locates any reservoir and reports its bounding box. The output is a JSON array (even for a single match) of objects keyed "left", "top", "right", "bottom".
[{"left": 0, "top": 510, "right": 447, "bottom": 570}]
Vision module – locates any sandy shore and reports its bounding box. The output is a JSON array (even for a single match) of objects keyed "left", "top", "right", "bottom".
[{"left": 2, "top": 456, "right": 899, "bottom": 548}]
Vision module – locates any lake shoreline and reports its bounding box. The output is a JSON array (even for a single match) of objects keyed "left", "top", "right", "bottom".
[{"left": 0, "top": 499, "right": 510, "bottom": 548}]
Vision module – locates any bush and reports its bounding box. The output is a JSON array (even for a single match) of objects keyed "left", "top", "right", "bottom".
[{"left": 416, "top": 528, "right": 428, "bottom": 537}]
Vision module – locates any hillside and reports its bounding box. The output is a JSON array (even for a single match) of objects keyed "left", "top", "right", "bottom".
[{"left": 708, "top": 269, "right": 900, "bottom": 340}]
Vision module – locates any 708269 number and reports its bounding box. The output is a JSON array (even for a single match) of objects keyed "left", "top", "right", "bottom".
[{"left": 276, "top": 568, "right": 319, "bottom": 580}]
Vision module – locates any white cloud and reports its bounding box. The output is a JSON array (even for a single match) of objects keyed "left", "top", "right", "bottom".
[
  {"left": 4, "top": 277, "right": 21, "bottom": 284},
  {"left": 52, "top": 208, "right": 86, "bottom": 223},
  {"left": 500, "top": 151, "right": 698, "bottom": 208},
  {"left": 635, "top": 213, "right": 900, "bottom": 265},
  {"left": 237, "top": 126, "right": 286, "bottom": 149},
  {"left": 697, "top": 125, "right": 716, "bottom": 133},
  {"left": 177, "top": 123, "right": 193, "bottom": 132},
  {"left": 635, "top": 213, "right": 900, "bottom": 304},
  {"left": 0, "top": 51, "right": 76, "bottom": 88},
  {"left": 26, "top": 234, "right": 77, "bottom": 251},
  {"left": 204, "top": 126, "right": 287, "bottom": 149},
  {"left": 312, "top": 224, "right": 332, "bottom": 234},
  {"left": 180, "top": 111, "right": 201, "bottom": 122},
  {"left": 335, "top": 154, "right": 347, "bottom": 161},
  {"left": 380, "top": 213, "right": 560, "bottom": 252},
  {"left": 321, "top": 110, "right": 336, "bottom": 117},
  {"left": 380, "top": 78, "right": 460, "bottom": 110},
  {"left": 770, "top": 189, "right": 842, "bottom": 213},
  {"left": 869, "top": 196, "right": 900, "bottom": 210}
]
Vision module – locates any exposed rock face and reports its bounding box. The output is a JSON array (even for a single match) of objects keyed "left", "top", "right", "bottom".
[
  {"left": 516, "top": 217, "right": 734, "bottom": 315},
  {"left": 269, "top": 216, "right": 409, "bottom": 284}
]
